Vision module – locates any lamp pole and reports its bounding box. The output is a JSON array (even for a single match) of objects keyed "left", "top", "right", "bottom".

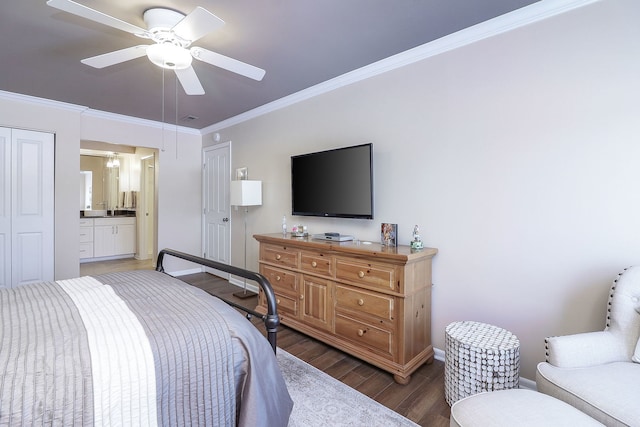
[{"left": 234, "top": 205, "right": 255, "bottom": 298}]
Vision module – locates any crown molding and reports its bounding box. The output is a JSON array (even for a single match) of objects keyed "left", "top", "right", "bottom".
[
  {"left": 0, "top": 90, "right": 200, "bottom": 136},
  {"left": 0, "top": 90, "right": 88, "bottom": 113},
  {"left": 202, "top": 0, "right": 599, "bottom": 134},
  {"left": 81, "top": 109, "right": 201, "bottom": 136}
]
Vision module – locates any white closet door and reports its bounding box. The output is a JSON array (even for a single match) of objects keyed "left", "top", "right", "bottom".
[
  {"left": 11, "top": 128, "right": 54, "bottom": 287},
  {"left": 0, "top": 128, "right": 11, "bottom": 287}
]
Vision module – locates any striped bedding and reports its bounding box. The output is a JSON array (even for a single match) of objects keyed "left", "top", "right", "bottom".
[{"left": 0, "top": 270, "right": 292, "bottom": 427}]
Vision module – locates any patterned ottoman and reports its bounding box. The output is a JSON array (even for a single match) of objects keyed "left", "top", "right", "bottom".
[{"left": 444, "top": 321, "right": 520, "bottom": 406}]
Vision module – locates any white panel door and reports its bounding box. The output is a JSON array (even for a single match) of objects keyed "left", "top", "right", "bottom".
[
  {"left": 11, "top": 129, "right": 54, "bottom": 287},
  {"left": 202, "top": 143, "right": 231, "bottom": 278},
  {"left": 0, "top": 128, "right": 11, "bottom": 288},
  {"left": 93, "top": 224, "right": 115, "bottom": 257},
  {"left": 114, "top": 222, "right": 136, "bottom": 255}
]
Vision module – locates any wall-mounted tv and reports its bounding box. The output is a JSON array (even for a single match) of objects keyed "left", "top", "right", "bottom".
[{"left": 291, "top": 143, "right": 373, "bottom": 219}]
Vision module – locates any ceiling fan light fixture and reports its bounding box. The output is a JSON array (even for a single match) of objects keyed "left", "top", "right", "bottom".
[{"left": 146, "top": 43, "right": 192, "bottom": 70}]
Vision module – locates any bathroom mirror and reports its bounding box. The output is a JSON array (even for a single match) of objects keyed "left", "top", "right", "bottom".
[
  {"left": 80, "top": 170, "right": 92, "bottom": 209},
  {"left": 80, "top": 155, "right": 119, "bottom": 212}
]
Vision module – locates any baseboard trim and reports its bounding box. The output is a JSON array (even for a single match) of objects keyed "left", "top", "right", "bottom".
[{"left": 228, "top": 277, "right": 259, "bottom": 294}]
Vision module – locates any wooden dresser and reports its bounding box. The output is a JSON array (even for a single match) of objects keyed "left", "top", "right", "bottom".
[{"left": 254, "top": 233, "right": 437, "bottom": 384}]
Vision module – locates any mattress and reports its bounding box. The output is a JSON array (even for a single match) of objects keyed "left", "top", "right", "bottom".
[{"left": 0, "top": 269, "right": 292, "bottom": 426}]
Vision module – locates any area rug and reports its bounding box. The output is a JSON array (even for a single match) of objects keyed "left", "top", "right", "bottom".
[{"left": 277, "top": 349, "right": 419, "bottom": 427}]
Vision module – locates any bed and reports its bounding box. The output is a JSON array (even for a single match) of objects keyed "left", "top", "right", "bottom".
[{"left": 0, "top": 249, "right": 293, "bottom": 426}]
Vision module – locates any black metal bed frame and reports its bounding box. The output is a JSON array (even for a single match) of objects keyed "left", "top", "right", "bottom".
[{"left": 155, "top": 248, "right": 279, "bottom": 353}]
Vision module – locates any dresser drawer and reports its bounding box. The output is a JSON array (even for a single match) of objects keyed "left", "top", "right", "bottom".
[
  {"left": 300, "top": 251, "right": 332, "bottom": 276},
  {"left": 335, "top": 258, "right": 398, "bottom": 292},
  {"left": 94, "top": 217, "right": 135, "bottom": 226},
  {"left": 261, "top": 244, "right": 299, "bottom": 269},
  {"left": 261, "top": 265, "right": 298, "bottom": 295},
  {"left": 274, "top": 292, "right": 299, "bottom": 318},
  {"left": 259, "top": 288, "right": 299, "bottom": 319},
  {"left": 79, "top": 242, "right": 94, "bottom": 258},
  {"left": 335, "top": 285, "right": 394, "bottom": 322},
  {"left": 79, "top": 227, "right": 93, "bottom": 243},
  {"left": 334, "top": 313, "right": 393, "bottom": 358},
  {"left": 79, "top": 218, "right": 93, "bottom": 227}
]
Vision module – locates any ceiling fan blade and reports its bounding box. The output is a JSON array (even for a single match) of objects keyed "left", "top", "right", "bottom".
[
  {"left": 46, "top": 0, "right": 147, "bottom": 37},
  {"left": 174, "top": 67, "right": 205, "bottom": 95},
  {"left": 191, "top": 47, "right": 265, "bottom": 81},
  {"left": 172, "top": 7, "right": 224, "bottom": 43},
  {"left": 81, "top": 45, "right": 149, "bottom": 68}
]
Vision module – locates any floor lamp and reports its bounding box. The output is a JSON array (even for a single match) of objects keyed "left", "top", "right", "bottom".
[{"left": 230, "top": 180, "right": 262, "bottom": 299}]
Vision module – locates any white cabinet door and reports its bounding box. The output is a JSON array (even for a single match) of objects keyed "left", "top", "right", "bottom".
[
  {"left": 93, "top": 225, "right": 115, "bottom": 258},
  {"left": 0, "top": 127, "right": 54, "bottom": 288},
  {"left": 93, "top": 224, "right": 115, "bottom": 258},
  {"left": 114, "top": 223, "right": 135, "bottom": 255},
  {"left": 93, "top": 218, "right": 136, "bottom": 258}
]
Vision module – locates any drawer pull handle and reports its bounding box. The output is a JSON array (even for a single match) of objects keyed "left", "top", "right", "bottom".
[
  {"left": 276, "top": 275, "right": 281, "bottom": 281},
  {"left": 299, "top": 295, "right": 304, "bottom": 300},
  {"left": 275, "top": 254, "right": 282, "bottom": 260},
  {"left": 358, "top": 271, "right": 365, "bottom": 278},
  {"left": 357, "top": 298, "right": 364, "bottom": 306},
  {"left": 357, "top": 329, "right": 365, "bottom": 337},
  {"left": 276, "top": 299, "right": 281, "bottom": 304},
  {"left": 311, "top": 261, "right": 317, "bottom": 268}
]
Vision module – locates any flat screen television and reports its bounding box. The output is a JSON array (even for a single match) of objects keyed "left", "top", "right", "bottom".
[{"left": 291, "top": 143, "right": 373, "bottom": 219}]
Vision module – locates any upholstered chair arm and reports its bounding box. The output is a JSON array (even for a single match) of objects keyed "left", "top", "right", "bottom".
[{"left": 545, "top": 331, "right": 631, "bottom": 368}]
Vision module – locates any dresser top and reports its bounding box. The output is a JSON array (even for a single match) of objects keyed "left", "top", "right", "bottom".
[{"left": 254, "top": 233, "right": 437, "bottom": 262}]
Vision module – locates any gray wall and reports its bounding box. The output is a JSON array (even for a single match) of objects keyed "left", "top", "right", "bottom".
[{"left": 206, "top": 0, "right": 640, "bottom": 380}]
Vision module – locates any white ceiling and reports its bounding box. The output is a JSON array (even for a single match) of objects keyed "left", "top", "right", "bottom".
[{"left": 0, "top": 1, "right": 538, "bottom": 129}]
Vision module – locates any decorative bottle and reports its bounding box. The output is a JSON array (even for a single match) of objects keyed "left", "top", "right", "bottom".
[{"left": 282, "top": 215, "right": 287, "bottom": 236}]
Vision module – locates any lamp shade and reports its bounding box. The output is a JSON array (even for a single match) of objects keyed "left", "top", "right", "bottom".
[{"left": 230, "top": 180, "right": 262, "bottom": 206}]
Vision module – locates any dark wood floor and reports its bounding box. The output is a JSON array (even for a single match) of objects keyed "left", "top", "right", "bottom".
[
  {"left": 81, "top": 259, "right": 450, "bottom": 426},
  {"left": 179, "top": 271, "right": 451, "bottom": 427}
]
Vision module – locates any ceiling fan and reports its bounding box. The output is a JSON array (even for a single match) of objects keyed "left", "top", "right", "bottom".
[{"left": 46, "top": 0, "right": 265, "bottom": 95}]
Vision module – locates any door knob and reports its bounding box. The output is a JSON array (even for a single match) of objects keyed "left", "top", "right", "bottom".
[{"left": 222, "top": 217, "right": 229, "bottom": 222}]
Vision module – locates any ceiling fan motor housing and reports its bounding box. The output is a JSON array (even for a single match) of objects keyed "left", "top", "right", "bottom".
[{"left": 143, "top": 8, "right": 185, "bottom": 36}]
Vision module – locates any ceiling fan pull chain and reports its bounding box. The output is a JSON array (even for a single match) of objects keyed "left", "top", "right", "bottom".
[
  {"left": 175, "top": 75, "right": 179, "bottom": 160},
  {"left": 161, "top": 68, "right": 166, "bottom": 152}
]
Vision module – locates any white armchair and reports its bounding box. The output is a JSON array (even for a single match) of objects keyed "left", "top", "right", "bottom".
[{"left": 536, "top": 266, "right": 640, "bottom": 426}]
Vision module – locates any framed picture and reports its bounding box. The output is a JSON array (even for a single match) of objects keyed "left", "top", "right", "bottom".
[
  {"left": 236, "top": 167, "right": 248, "bottom": 180},
  {"left": 381, "top": 223, "right": 397, "bottom": 247}
]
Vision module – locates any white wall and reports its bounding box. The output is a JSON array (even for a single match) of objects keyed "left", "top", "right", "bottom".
[
  {"left": 0, "top": 96, "right": 204, "bottom": 278},
  {"left": 205, "top": 0, "right": 640, "bottom": 379}
]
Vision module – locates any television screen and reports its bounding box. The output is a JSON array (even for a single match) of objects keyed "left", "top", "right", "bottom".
[{"left": 291, "top": 143, "right": 373, "bottom": 219}]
